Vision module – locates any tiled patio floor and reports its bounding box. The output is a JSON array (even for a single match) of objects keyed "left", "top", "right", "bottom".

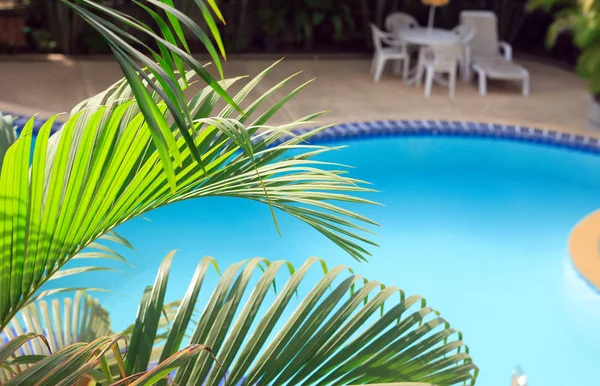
[{"left": 0, "top": 54, "right": 591, "bottom": 134}]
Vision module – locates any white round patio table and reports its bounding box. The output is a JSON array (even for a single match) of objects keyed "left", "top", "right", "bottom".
[
  {"left": 400, "top": 27, "right": 459, "bottom": 46},
  {"left": 395, "top": 28, "right": 459, "bottom": 86}
]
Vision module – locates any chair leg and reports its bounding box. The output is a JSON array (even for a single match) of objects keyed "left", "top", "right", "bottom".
[
  {"left": 402, "top": 56, "right": 410, "bottom": 83},
  {"left": 460, "top": 52, "right": 471, "bottom": 82},
  {"left": 449, "top": 69, "right": 457, "bottom": 99},
  {"left": 370, "top": 55, "right": 377, "bottom": 75},
  {"left": 478, "top": 74, "right": 486, "bottom": 96},
  {"left": 464, "top": 57, "right": 471, "bottom": 82},
  {"left": 464, "top": 47, "right": 472, "bottom": 82},
  {"left": 416, "top": 51, "right": 424, "bottom": 87},
  {"left": 474, "top": 65, "right": 486, "bottom": 96},
  {"left": 461, "top": 56, "right": 470, "bottom": 82},
  {"left": 522, "top": 70, "right": 530, "bottom": 96},
  {"left": 373, "top": 57, "right": 386, "bottom": 82},
  {"left": 424, "top": 67, "right": 434, "bottom": 97}
]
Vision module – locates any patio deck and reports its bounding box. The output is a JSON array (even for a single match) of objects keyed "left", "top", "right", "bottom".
[{"left": 0, "top": 54, "right": 590, "bottom": 135}]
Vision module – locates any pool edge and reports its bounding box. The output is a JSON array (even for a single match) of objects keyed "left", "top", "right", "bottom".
[{"left": 274, "top": 120, "right": 600, "bottom": 155}]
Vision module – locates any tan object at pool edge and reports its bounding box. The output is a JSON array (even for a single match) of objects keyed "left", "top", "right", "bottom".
[{"left": 569, "top": 209, "right": 600, "bottom": 291}]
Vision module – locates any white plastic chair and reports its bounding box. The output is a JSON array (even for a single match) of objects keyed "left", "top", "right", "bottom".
[
  {"left": 416, "top": 44, "right": 462, "bottom": 98},
  {"left": 384, "top": 12, "right": 419, "bottom": 33},
  {"left": 452, "top": 24, "right": 476, "bottom": 81},
  {"left": 384, "top": 12, "right": 419, "bottom": 54},
  {"left": 369, "top": 23, "right": 410, "bottom": 83}
]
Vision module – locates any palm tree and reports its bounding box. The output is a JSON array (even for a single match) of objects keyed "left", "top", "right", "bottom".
[{"left": 0, "top": 0, "right": 478, "bottom": 384}]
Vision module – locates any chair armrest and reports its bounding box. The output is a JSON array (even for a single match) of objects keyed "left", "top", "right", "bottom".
[
  {"left": 381, "top": 31, "right": 403, "bottom": 47},
  {"left": 382, "top": 36, "right": 399, "bottom": 46},
  {"left": 499, "top": 41, "right": 512, "bottom": 61}
]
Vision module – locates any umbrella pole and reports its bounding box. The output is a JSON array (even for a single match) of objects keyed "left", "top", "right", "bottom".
[{"left": 427, "top": 5, "right": 436, "bottom": 34}]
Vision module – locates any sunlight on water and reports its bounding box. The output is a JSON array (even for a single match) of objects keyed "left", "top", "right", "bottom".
[{"left": 562, "top": 259, "right": 600, "bottom": 351}]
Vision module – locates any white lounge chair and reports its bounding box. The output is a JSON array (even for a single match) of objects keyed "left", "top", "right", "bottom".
[
  {"left": 460, "top": 11, "right": 529, "bottom": 96},
  {"left": 416, "top": 44, "right": 462, "bottom": 98},
  {"left": 369, "top": 23, "right": 411, "bottom": 83},
  {"left": 452, "top": 24, "right": 476, "bottom": 81}
]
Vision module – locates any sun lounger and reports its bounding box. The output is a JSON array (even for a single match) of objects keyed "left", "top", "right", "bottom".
[{"left": 460, "top": 11, "right": 530, "bottom": 96}]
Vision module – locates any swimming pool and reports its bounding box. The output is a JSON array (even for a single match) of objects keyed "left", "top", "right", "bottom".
[{"left": 13, "top": 119, "right": 600, "bottom": 385}]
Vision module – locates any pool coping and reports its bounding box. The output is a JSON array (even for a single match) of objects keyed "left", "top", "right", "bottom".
[{"left": 6, "top": 112, "right": 600, "bottom": 292}]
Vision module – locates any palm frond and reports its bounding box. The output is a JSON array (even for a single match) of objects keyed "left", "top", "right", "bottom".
[
  {"left": 0, "top": 291, "right": 112, "bottom": 383},
  {"left": 122, "top": 253, "right": 479, "bottom": 385},
  {"left": 0, "top": 65, "right": 377, "bottom": 331},
  {"left": 3, "top": 335, "right": 125, "bottom": 386},
  {"left": 61, "top": 0, "right": 242, "bottom": 190}
]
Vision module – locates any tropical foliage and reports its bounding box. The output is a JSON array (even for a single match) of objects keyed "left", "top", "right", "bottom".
[
  {"left": 2, "top": 254, "right": 478, "bottom": 385},
  {"left": 19, "top": 0, "right": 540, "bottom": 54},
  {"left": 529, "top": 0, "right": 600, "bottom": 94},
  {"left": 0, "top": 0, "right": 478, "bottom": 384}
]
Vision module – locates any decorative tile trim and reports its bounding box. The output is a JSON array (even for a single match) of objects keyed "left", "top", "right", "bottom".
[
  {"left": 271, "top": 120, "right": 600, "bottom": 154},
  {"left": 5, "top": 111, "right": 600, "bottom": 155}
]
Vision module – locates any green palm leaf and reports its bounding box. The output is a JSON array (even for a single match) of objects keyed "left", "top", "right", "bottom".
[
  {"left": 3, "top": 336, "right": 125, "bottom": 386},
  {"left": 61, "top": 0, "right": 243, "bottom": 190},
  {"left": 0, "top": 67, "right": 377, "bottom": 331},
  {"left": 1, "top": 337, "right": 215, "bottom": 386},
  {"left": 122, "top": 253, "right": 478, "bottom": 385},
  {"left": 0, "top": 291, "right": 112, "bottom": 383}
]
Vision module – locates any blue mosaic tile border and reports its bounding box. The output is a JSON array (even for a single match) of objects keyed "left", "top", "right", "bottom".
[
  {"left": 271, "top": 119, "right": 600, "bottom": 155},
  {"left": 5, "top": 112, "right": 600, "bottom": 155}
]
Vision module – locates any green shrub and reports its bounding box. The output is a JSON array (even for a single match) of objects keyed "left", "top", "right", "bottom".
[{"left": 529, "top": 0, "right": 600, "bottom": 95}]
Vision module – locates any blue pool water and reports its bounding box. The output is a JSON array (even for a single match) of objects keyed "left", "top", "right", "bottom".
[{"left": 43, "top": 134, "right": 600, "bottom": 385}]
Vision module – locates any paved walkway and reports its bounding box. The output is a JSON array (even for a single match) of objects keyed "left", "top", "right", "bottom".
[{"left": 0, "top": 54, "right": 591, "bottom": 135}]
